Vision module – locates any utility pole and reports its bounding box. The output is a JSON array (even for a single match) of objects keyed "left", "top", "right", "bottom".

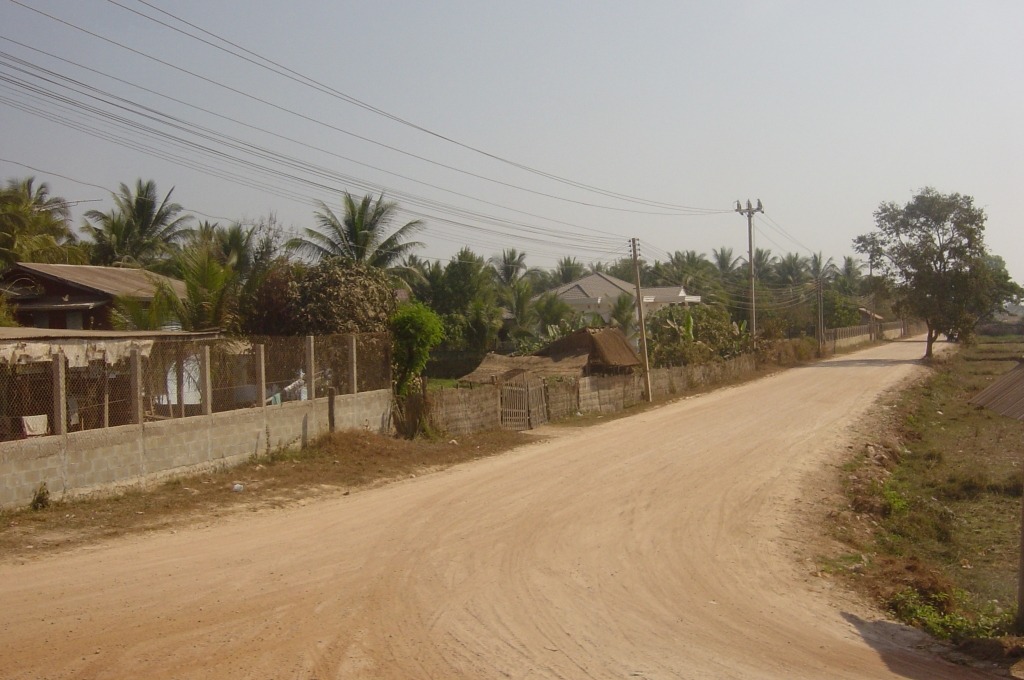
[
  {"left": 817, "top": 276, "right": 825, "bottom": 349},
  {"left": 735, "top": 199, "right": 763, "bottom": 338},
  {"left": 630, "top": 238, "right": 652, "bottom": 402},
  {"left": 868, "top": 260, "right": 876, "bottom": 341}
]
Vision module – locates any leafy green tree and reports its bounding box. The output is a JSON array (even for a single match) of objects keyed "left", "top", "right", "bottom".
[
  {"left": 647, "top": 305, "right": 747, "bottom": 367},
  {"left": 855, "top": 188, "right": 1020, "bottom": 357},
  {"left": 83, "top": 179, "right": 192, "bottom": 267},
  {"left": 820, "top": 290, "right": 860, "bottom": 328},
  {"left": 288, "top": 192, "right": 423, "bottom": 269},
  {"left": 391, "top": 302, "right": 444, "bottom": 396},
  {"left": 0, "top": 177, "right": 83, "bottom": 265}
]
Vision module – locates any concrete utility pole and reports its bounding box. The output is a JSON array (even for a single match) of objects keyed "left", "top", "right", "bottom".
[
  {"left": 817, "top": 276, "right": 825, "bottom": 349},
  {"left": 735, "top": 199, "right": 764, "bottom": 338},
  {"left": 630, "top": 238, "right": 652, "bottom": 402}
]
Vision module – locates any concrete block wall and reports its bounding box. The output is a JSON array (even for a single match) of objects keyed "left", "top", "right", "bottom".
[
  {"left": 0, "top": 389, "right": 391, "bottom": 509},
  {"left": 429, "top": 385, "right": 500, "bottom": 436}
]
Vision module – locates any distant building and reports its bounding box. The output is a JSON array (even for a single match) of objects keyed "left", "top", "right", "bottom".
[
  {"left": 539, "top": 272, "right": 700, "bottom": 322},
  {"left": 0, "top": 263, "right": 186, "bottom": 331}
]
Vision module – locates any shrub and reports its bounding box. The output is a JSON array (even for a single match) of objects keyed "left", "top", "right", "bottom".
[{"left": 391, "top": 302, "right": 445, "bottom": 396}]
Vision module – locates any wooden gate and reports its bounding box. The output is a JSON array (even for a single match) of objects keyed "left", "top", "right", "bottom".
[
  {"left": 499, "top": 371, "right": 548, "bottom": 431},
  {"left": 500, "top": 371, "right": 529, "bottom": 430},
  {"left": 527, "top": 377, "right": 548, "bottom": 427}
]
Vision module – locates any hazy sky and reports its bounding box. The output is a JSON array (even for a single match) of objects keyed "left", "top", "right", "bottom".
[{"left": 1, "top": 1, "right": 1020, "bottom": 280}]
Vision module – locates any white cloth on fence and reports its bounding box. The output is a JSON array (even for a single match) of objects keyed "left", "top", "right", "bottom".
[
  {"left": 21, "top": 414, "right": 48, "bottom": 437},
  {"left": 0, "top": 339, "right": 154, "bottom": 367}
]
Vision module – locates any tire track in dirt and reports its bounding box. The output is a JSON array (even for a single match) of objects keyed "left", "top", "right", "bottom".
[{"left": 0, "top": 338, "right": 989, "bottom": 679}]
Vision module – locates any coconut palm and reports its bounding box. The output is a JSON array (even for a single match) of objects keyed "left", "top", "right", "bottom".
[
  {"left": 288, "top": 192, "right": 423, "bottom": 269},
  {"left": 83, "top": 179, "right": 192, "bottom": 267},
  {"left": 551, "top": 256, "right": 586, "bottom": 285},
  {"left": 712, "top": 246, "right": 742, "bottom": 278},
  {"left": 751, "top": 248, "right": 777, "bottom": 281},
  {"left": 774, "top": 252, "right": 810, "bottom": 286},
  {"left": 0, "top": 177, "right": 82, "bottom": 265},
  {"left": 835, "top": 256, "right": 863, "bottom": 294},
  {"left": 609, "top": 293, "right": 636, "bottom": 337},
  {"left": 809, "top": 252, "right": 838, "bottom": 282},
  {"left": 489, "top": 248, "right": 530, "bottom": 287},
  {"left": 502, "top": 278, "right": 537, "bottom": 337}
]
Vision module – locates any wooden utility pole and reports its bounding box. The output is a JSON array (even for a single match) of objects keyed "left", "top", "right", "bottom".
[
  {"left": 630, "top": 238, "right": 652, "bottom": 402},
  {"left": 735, "top": 199, "right": 764, "bottom": 338}
]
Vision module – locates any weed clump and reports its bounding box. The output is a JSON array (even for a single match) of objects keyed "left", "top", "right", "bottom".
[{"left": 30, "top": 482, "right": 50, "bottom": 510}]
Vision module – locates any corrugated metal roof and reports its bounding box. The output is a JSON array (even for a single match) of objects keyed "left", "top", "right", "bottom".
[
  {"left": 971, "top": 362, "right": 1024, "bottom": 422},
  {"left": 9, "top": 263, "right": 187, "bottom": 300}
]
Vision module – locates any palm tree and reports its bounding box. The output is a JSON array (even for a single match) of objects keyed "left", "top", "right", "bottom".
[
  {"left": 502, "top": 278, "right": 537, "bottom": 337},
  {"left": 712, "top": 247, "right": 742, "bottom": 278},
  {"left": 534, "top": 292, "right": 572, "bottom": 329},
  {"left": 809, "top": 252, "right": 837, "bottom": 282},
  {"left": 0, "top": 177, "right": 83, "bottom": 265},
  {"left": 489, "top": 248, "right": 529, "bottom": 287},
  {"left": 83, "top": 179, "right": 192, "bottom": 267},
  {"left": 288, "top": 192, "right": 423, "bottom": 269},
  {"left": 609, "top": 293, "right": 636, "bottom": 337},
  {"left": 752, "top": 248, "right": 777, "bottom": 282},
  {"left": 774, "top": 252, "right": 810, "bottom": 286},
  {"left": 551, "top": 256, "right": 586, "bottom": 285},
  {"left": 835, "top": 256, "right": 863, "bottom": 294}
]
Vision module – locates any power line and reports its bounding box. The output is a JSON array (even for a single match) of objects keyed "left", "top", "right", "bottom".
[
  {"left": 7, "top": 2, "right": 728, "bottom": 217},
  {"left": 0, "top": 156, "right": 235, "bottom": 221},
  {"left": 0, "top": 37, "right": 659, "bottom": 240},
  {"left": 0, "top": 63, "right": 629, "bottom": 254},
  {"left": 108, "top": 0, "right": 729, "bottom": 214}
]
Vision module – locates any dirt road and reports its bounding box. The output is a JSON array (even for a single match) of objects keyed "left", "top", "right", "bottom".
[{"left": 1, "top": 338, "right": 987, "bottom": 679}]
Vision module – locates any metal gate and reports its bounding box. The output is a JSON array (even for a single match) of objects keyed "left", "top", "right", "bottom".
[{"left": 499, "top": 371, "right": 547, "bottom": 431}]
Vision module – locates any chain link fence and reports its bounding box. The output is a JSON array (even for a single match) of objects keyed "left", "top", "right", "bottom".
[{"left": 0, "top": 332, "right": 391, "bottom": 441}]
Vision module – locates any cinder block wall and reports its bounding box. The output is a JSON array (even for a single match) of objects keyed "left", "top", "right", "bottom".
[
  {"left": 429, "top": 385, "right": 500, "bottom": 436},
  {"left": 0, "top": 389, "right": 391, "bottom": 509}
]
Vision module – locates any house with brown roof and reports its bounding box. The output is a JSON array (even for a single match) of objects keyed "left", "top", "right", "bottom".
[
  {"left": 540, "top": 272, "right": 700, "bottom": 322},
  {"left": 0, "top": 263, "right": 186, "bottom": 330}
]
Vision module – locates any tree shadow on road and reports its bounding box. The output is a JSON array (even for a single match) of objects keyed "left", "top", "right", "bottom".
[{"left": 840, "top": 612, "right": 993, "bottom": 679}]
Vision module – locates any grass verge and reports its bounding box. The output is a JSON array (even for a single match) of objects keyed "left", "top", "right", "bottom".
[
  {"left": 826, "top": 335, "right": 1024, "bottom": 661},
  {"left": 0, "top": 428, "right": 537, "bottom": 561}
]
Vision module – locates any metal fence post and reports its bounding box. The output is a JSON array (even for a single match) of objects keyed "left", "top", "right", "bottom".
[
  {"left": 254, "top": 344, "right": 266, "bottom": 410},
  {"left": 304, "top": 335, "right": 316, "bottom": 400},
  {"left": 349, "top": 334, "right": 358, "bottom": 394},
  {"left": 130, "top": 348, "right": 143, "bottom": 425},
  {"left": 199, "top": 345, "right": 212, "bottom": 416},
  {"left": 52, "top": 351, "right": 66, "bottom": 436}
]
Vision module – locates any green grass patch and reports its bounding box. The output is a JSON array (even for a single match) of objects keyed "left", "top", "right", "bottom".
[{"left": 832, "top": 336, "right": 1024, "bottom": 642}]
